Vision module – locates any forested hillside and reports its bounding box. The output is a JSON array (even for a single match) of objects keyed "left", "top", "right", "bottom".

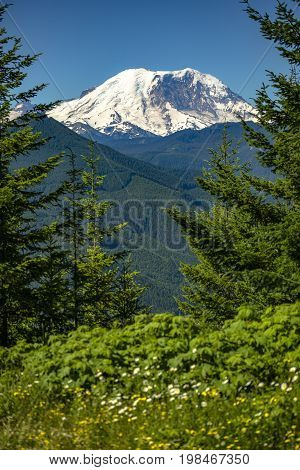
[
  {"left": 13, "top": 117, "right": 207, "bottom": 312},
  {"left": 105, "top": 121, "right": 263, "bottom": 170}
]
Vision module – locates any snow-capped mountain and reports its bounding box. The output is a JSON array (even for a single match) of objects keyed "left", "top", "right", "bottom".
[
  {"left": 48, "top": 68, "right": 256, "bottom": 139},
  {"left": 9, "top": 102, "right": 34, "bottom": 120}
]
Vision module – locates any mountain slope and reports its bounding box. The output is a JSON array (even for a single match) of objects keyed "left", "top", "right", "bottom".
[
  {"left": 16, "top": 117, "right": 205, "bottom": 312},
  {"left": 48, "top": 68, "right": 255, "bottom": 139},
  {"left": 107, "top": 121, "right": 267, "bottom": 173}
]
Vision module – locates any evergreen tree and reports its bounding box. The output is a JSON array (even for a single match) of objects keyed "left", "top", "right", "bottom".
[
  {"left": 62, "top": 148, "right": 86, "bottom": 328},
  {"left": 110, "top": 255, "right": 149, "bottom": 327},
  {"left": 78, "top": 142, "right": 125, "bottom": 327},
  {"left": 32, "top": 223, "right": 70, "bottom": 342},
  {"left": 169, "top": 1, "right": 300, "bottom": 328},
  {"left": 0, "top": 5, "right": 62, "bottom": 346}
]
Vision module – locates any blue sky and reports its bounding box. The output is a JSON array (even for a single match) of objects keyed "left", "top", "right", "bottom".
[{"left": 3, "top": 0, "right": 293, "bottom": 105}]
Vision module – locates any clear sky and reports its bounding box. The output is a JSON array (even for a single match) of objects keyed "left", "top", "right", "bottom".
[{"left": 3, "top": 0, "right": 295, "bottom": 105}]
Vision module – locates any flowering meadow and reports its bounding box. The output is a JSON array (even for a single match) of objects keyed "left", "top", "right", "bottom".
[{"left": 0, "top": 302, "right": 299, "bottom": 449}]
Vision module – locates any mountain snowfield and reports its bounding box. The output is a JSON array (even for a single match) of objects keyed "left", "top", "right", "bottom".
[{"left": 48, "top": 68, "right": 256, "bottom": 140}]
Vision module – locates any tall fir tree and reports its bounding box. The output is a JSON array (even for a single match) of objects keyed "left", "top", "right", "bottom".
[
  {"left": 31, "top": 223, "right": 70, "bottom": 342},
  {"left": 62, "top": 148, "right": 86, "bottom": 328},
  {"left": 169, "top": 0, "right": 300, "bottom": 329},
  {"left": 0, "top": 4, "right": 62, "bottom": 346},
  {"left": 77, "top": 142, "right": 125, "bottom": 327},
  {"left": 110, "top": 255, "right": 150, "bottom": 327}
]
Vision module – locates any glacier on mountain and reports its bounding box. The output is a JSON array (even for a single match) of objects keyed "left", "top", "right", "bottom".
[{"left": 48, "top": 68, "right": 256, "bottom": 139}]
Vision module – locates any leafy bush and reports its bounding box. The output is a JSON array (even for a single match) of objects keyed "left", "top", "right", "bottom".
[{"left": 0, "top": 303, "right": 299, "bottom": 449}]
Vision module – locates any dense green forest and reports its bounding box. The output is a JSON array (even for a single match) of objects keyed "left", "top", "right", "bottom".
[{"left": 0, "top": 1, "right": 299, "bottom": 449}]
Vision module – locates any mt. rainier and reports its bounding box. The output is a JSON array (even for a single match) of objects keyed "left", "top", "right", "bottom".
[{"left": 48, "top": 68, "right": 255, "bottom": 139}]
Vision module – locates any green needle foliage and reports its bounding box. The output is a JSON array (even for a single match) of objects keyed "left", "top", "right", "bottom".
[
  {"left": 62, "top": 142, "right": 144, "bottom": 329},
  {"left": 110, "top": 255, "right": 150, "bottom": 327},
  {"left": 78, "top": 142, "right": 127, "bottom": 327},
  {"left": 0, "top": 4, "right": 63, "bottom": 346},
  {"left": 168, "top": 0, "right": 300, "bottom": 328},
  {"left": 62, "top": 148, "right": 86, "bottom": 328},
  {"left": 32, "top": 223, "right": 71, "bottom": 342}
]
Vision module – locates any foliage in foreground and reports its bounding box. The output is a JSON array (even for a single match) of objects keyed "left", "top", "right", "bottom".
[{"left": 0, "top": 302, "right": 299, "bottom": 449}]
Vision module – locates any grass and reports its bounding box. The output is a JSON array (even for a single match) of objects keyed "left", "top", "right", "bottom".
[{"left": 1, "top": 375, "right": 299, "bottom": 449}]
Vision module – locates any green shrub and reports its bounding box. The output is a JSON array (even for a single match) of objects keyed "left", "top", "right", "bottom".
[{"left": 0, "top": 303, "right": 299, "bottom": 449}]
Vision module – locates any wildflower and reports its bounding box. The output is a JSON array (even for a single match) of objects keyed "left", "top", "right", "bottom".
[
  {"left": 222, "top": 379, "right": 229, "bottom": 385},
  {"left": 201, "top": 401, "right": 207, "bottom": 407},
  {"left": 192, "top": 348, "right": 197, "bottom": 354},
  {"left": 258, "top": 382, "right": 264, "bottom": 388},
  {"left": 289, "top": 367, "right": 297, "bottom": 373},
  {"left": 190, "top": 364, "right": 196, "bottom": 370},
  {"left": 292, "top": 375, "right": 298, "bottom": 382},
  {"left": 281, "top": 383, "right": 287, "bottom": 391},
  {"left": 133, "top": 367, "right": 140, "bottom": 375}
]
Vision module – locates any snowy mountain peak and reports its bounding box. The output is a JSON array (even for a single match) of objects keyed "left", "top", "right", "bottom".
[
  {"left": 48, "top": 68, "right": 255, "bottom": 139},
  {"left": 9, "top": 102, "right": 34, "bottom": 120}
]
